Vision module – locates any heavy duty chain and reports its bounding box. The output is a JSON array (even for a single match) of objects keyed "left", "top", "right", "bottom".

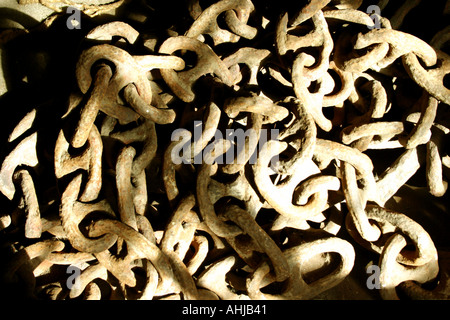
[{"left": 0, "top": 0, "right": 449, "bottom": 300}]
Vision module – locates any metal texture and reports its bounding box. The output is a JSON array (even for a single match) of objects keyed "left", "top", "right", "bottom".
[{"left": 0, "top": 0, "right": 449, "bottom": 300}]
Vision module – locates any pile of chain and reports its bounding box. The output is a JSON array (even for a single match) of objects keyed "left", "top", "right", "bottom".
[{"left": 0, "top": 0, "right": 449, "bottom": 300}]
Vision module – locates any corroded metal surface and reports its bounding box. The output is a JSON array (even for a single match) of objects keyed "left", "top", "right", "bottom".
[{"left": 0, "top": 0, "right": 449, "bottom": 300}]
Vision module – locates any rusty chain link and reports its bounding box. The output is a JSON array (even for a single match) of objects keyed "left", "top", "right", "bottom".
[{"left": 0, "top": 0, "right": 449, "bottom": 300}]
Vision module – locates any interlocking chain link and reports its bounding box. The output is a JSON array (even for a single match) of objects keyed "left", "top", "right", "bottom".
[{"left": 0, "top": 0, "right": 449, "bottom": 300}]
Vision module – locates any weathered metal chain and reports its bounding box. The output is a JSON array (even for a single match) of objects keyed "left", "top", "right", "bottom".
[{"left": 1, "top": 0, "right": 449, "bottom": 300}]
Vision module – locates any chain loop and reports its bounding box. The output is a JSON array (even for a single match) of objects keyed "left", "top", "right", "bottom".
[
  {"left": 186, "top": 0, "right": 256, "bottom": 45},
  {"left": 247, "top": 237, "right": 355, "bottom": 299},
  {"left": 159, "top": 36, "right": 234, "bottom": 102},
  {"left": 378, "top": 233, "right": 439, "bottom": 300}
]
